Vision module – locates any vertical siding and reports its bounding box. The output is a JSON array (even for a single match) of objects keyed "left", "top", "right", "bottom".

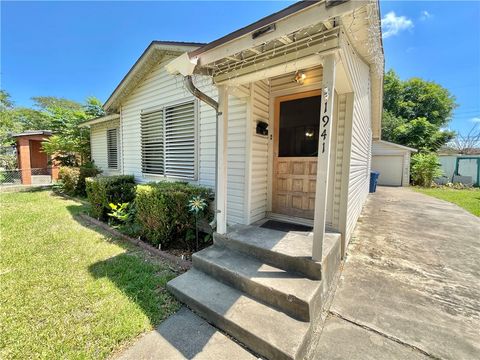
[
  {"left": 249, "top": 80, "right": 270, "bottom": 223},
  {"left": 119, "top": 58, "right": 248, "bottom": 224},
  {"left": 341, "top": 40, "right": 372, "bottom": 245},
  {"left": 90, "top": 119, "right": 121, "bottom": 176}
]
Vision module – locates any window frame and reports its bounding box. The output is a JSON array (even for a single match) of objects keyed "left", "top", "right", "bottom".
[{"left": 140, "top": 99, "right": 198, "bottom": 181}]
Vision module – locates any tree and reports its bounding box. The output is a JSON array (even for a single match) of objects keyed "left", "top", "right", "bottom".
[
  {"left": 0, "top": 90, "right": 104, "bottom": 164},
  {"left": 448, "top": 124, "right": 480, "bottom": 155},
  {"left": 393, "top": 118, "right": 455, "bottom": 152},
  {"left": 382, "top": 70, "right": 457, "bottom": 152}
]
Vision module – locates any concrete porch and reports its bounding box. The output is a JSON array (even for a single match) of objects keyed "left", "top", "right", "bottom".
[{"left": 167, "top": 224, "right": 342, "bottom": 360}]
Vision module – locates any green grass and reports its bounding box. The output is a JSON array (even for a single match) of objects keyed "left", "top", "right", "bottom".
[
  {"left": 413, "top": 187, "right": 480, "bottom": 217},
  {"left": 0, "top": 190, "right": 180, "bottom": 360}
]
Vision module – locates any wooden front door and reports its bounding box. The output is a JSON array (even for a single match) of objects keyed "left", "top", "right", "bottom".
[{"left": 272, "top": 91, "right": 321, "bottom": 219}]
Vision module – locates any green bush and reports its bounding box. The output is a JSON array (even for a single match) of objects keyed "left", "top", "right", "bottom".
[
  {"left": 58, "top": 163, "right": 101, "bottom": 196},
  {"left": 85, "top": 175, "right": 136, "bottom": 220},
  {"left": 58, "top": 167, "right": 80, "bottom": 195},
  {"left": 135, "top": 182, "right": 213, "bottom": 249},
  {"left": 76, "top": 163, "right": 102, "bottom": 196},
  {"left": 411, "top": 153, "right": 443, "bottom": 187}
]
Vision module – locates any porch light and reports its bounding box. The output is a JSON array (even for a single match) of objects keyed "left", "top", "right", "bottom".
[
  {"left": 305, "top": 130, "right": 314, "bottom": 138},
  {"left": 294, "top": 71, "right": 306, "bottom": 85}
]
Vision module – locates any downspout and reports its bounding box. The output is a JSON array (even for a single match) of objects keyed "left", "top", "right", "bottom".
[{"left": 183, "top": 75, "right": 220, "bottom": 229}]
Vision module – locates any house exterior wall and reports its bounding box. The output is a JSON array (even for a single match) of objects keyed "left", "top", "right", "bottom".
[
  {"left": 341, "top": 40, "right": 372, "bottom": 249},
  {"left": 90, "top": 118, "right": 121, "bottom": 176},
  {"left": 99, "top": 57, "right": 249, "bottom": 225}
]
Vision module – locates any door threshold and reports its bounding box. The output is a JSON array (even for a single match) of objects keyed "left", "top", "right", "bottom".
[{"left": 266, "top": 212, "right": 314, "bottom": 227}]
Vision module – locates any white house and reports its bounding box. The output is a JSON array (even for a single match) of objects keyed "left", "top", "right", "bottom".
[{"left": 82, "top": 1, "right": 384, "bottom": 358}]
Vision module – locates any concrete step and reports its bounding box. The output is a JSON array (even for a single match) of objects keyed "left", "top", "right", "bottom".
[
  {"left": 193, "top": 245, "right": 321, "bottom": 322},
  {"left": 215, "top": 226, "right": 341, "bottom": 280},
  {"left": 167, "top": 269, "right": 311, "bottom": 360}
]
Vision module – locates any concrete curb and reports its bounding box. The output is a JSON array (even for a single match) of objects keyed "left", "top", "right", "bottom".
[{"left": 77, "top": 213, "right": 192, "bottom": 271}]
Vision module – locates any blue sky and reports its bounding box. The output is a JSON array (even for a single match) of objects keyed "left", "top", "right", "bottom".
[{"left": 2, "top": 1, "right": 479, "bottom": 134}]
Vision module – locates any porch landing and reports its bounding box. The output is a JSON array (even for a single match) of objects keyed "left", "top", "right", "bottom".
[{"left": 167, "top": 225, "right": 342, "bottom": 360}]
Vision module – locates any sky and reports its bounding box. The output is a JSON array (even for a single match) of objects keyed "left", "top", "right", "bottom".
[{"left": 1, "top": 1, "right": 479, "bottom": 134}]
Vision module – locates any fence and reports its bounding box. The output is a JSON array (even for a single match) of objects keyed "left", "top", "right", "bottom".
[{"left": 0, "top": 167, "right": 57, "bottom": 186}]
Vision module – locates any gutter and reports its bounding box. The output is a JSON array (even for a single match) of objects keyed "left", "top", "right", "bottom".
[{"left": 183, "top": 75, "right": 221, "bottom": 229}]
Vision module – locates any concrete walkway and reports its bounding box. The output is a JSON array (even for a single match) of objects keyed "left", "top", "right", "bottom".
[
  {"left": 116, "top": 307, "right": 256, "bottom": 360},
  {"left": 315, "top": 187, "right": 480, "bottom": 360}
]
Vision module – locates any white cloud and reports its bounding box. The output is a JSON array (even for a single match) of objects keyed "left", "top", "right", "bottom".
[
  {"left": 471, "top": 117, "right": 480, "bottom": 123},
  {"left": 381, "top": 11, "right": 414, "bottom": 39},
  {"left": 420, "top": 10, "right": 433, "bottom": 21}
]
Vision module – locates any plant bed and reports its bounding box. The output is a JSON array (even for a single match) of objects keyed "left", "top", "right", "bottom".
[
  {"left": 84, "top": 177, "right": 215, "bottom": 262},
  {"left": 78, "top": 214, "right": 192, "bottom": 270}
]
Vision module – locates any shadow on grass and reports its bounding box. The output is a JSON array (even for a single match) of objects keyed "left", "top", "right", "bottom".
[{"left": 88, "top": 253, "right": 178, "bottom": 326}]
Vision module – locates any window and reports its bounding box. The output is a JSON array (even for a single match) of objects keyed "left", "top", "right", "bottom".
[
  {"left": 107, "top": 128, "right": 118, "bottom": 169},
  {"left": 141, "top": 100, "right": 196, "bottom": 180},
  {"left": 278, "top": 95, "right": 321, "bottom": 157}
]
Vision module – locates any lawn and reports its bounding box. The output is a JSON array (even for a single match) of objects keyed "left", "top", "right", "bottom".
[
  {"left": 413, "top": 187, "right": 480, "bottom": 217},
  {"left": 0, "top": 190, "right": 180, "bottom": 360}
]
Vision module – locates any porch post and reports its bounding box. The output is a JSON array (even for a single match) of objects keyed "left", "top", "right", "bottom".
[
  {"left": 312, "top": 54, "right": 336, "bottom": 261},
  {"left": 216, "top": 85, "right": 229, "bottom": 234}
]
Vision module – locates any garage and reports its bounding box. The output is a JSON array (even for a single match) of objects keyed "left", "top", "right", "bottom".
[{"left": 372, "top": 140, "right": 417, "bottom": 187}]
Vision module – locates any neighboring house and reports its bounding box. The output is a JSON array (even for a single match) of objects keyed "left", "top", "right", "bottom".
[
  {"left": 82, "top": 1, "right": 384, "bottom": 359},
  {"left": 372, "top": 140, "right": 417, "bottom": 187},
  {"left": 438, "top": 154, "right": 480, "bottom": 186}
]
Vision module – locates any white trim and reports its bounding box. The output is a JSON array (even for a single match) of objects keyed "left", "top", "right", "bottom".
[
  {"left": 374, "top": 140, "right": 417, "bottom": 152},
  {"left": 80, "top": 113, "right": 120, "bottom": 127}
]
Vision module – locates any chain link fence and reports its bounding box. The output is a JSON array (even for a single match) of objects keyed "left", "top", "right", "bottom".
[{"left": 0, "top": 167, "right": 53, "bottom": 186}]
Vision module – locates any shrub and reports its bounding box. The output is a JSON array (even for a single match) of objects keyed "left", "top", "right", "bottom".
[
  {"left": 135, "top": 182, "right": 213, "bottom": 249},
  {"left": 58, "top": 167, "right": 80, "bottom": 195},
  {"left": 411, "top": 153, "right": 443, "bottom": 187},
  {"left": 85, "top": 175, "right": 136, "bottom": 220},
  {"left": 76, "top": 162, "right": 102, "bottom": 196}
]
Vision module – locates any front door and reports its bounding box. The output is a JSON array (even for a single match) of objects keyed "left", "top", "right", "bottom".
[{"left": 272, "top": 90, "right": 321, "bottom": 219}]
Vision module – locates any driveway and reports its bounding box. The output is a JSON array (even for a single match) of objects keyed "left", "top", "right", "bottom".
[{"left": 315, "top": 186, "right": 480, "bottom": 360}]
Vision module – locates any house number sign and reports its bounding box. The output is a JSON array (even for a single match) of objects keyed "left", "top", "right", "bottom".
[{"left": 321, "top": 87, "right": 330, "bottom": 154}]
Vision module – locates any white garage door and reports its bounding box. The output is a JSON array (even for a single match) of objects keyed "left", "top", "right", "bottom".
[{"left": 372, "top": 155, "right": 403, "bottom": 186}]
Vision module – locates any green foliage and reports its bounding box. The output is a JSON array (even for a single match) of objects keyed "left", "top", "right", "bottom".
[
  {"left": 392, "top": 117, "right": 455, "bottom": 152},
  {"left": 0, "top": 90, "right": 104, "bottom": 162},
  {"left": 76, "top": 162, "right": 102, "bottom": 196},
  {"left": 382, "top": 70, "right": 457, "bottom": 152},
  {"left": 410, "top": 153, "right": 443, "bottom": 187},
  {"left": 85, "top": 175, "right": 136, "bottom": 220},
  {"left": 108, "top": 202, "right": 132, "bottom": 224},
  {"left": 58, "top": 167, "right": 80, "bottom": 195},
  {"left": 135, "top": 182, "right": 213, "bottom": 249},
  {"left": 57, "top": 163, "right": 101, "bottom": 196},
  {"left": 0, "top": 153, "right": 17, "bottom": 170}
]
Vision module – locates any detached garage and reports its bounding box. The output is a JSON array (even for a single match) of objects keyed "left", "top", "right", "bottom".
[{"left": 372, "top": 140, "right": 417, "bottom": 187}]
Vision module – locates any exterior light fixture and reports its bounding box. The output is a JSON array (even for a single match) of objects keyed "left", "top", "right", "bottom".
[
  {"left": 294, "top": 71, "right": 306, "bottom": 85},
  {"left": 305, "top": 130, "right": 314, "bottom": 138}
]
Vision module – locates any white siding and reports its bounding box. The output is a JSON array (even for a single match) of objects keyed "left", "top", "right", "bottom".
[
  {"left": 249, "top": 80, "right": 270, "bottom": 223},
  {"left": 270, "top": 67, "right": 323, "bottom": 94},
  {"left": 119, "top": 58, "right": 248, "bottom": 224},
  {"left": 372, "top": 141, "right": 412, "bottom": 186},
  {"left": 341, "top": 40, "right": 372, "bottom": 247},
  {"left": 90, "top": 119, "right": 121, "bottom": 176}
]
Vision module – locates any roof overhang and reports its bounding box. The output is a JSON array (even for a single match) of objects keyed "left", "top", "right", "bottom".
[
  {"left": 79, "top": 113, "right": 120, "bottom": 127},
  {"left": 374, "top": 140, "right": 418, "bottom": 152},
  {"left": 104, "top": 41, "right": 204, "bottom": 112}
]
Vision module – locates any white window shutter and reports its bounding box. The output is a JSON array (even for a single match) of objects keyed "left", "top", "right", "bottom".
[
  {"left": 107, "top": 128, "right": 118, "bottom": 169},
  {"left": 164, "top": 101, "right": 196, "bottom": 180},
  {"left": 141, "top": 109, "right": 164, "bottom": 175}
]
